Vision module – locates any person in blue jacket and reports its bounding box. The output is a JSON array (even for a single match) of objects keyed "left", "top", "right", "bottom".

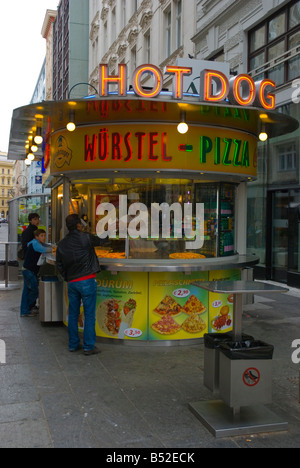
[{"left": 20, "top": 229, "right": 52, "bottom": 317}]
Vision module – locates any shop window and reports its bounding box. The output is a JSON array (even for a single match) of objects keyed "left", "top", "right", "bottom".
[{"left": 77, "top": 179, "right": 236, "bottom": 260}]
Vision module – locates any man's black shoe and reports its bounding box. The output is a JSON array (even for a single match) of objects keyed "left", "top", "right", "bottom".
[{"left": 84, "top": 347, "right": 101, "bottom": 356}]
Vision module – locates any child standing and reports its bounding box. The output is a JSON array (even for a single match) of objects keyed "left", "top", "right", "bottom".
[{"left": 20, "top": 229, "right": 52, "bottom": 318}]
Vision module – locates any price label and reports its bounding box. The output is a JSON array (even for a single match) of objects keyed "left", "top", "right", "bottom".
[
  {"left": 212, "top": 300, "right": 223, "bottom": 308},
  {"left": 124, "top": 328, "right": 143, "bottom": 338},
  {"left": 173, "top": 288, "right": 190, "bottom": 298}
]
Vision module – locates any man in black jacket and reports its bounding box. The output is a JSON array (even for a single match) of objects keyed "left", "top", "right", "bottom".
[
  {"left": 21, "top": 213, "right": 40, "bottom": 256},
  {"left": 56, "top": 214, "right": 106, "bottom": 356}
]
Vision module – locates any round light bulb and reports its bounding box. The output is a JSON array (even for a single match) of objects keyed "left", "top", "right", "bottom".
[
  {"left": 34, "top": 135, "right": 43, "bottom": 145},
  {"left": 31, "top": 145, "right": 38, "bottom": 153},
  {"left": 177, "top": 122, "right": 189, "bottom": 134},
  {"left": 27, "top": 153, "right": 35, "bottom": 161},
  {"left": 25, "top": 158, "right": 31, "bottom": 166},
  {"left": 259, "top": 132, "right": 268, "bottom": 142},
  {"left": 67, "top": 122, "right": 76, "bottom": 132}
]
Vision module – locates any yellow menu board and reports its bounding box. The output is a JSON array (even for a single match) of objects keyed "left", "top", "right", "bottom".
[
  {"left": 95, "top": 271, "right": 148, "bottom": 341},
  {"left": 148, "top": 271, "right": 209, "bottom": 341},
  {"left": 208, "top": 269, "right": 241, "bottom": 333}
]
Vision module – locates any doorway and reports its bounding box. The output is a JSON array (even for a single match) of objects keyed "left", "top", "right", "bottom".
[{"left": 268, "top": 189, "right": 300, "bottom": 283}]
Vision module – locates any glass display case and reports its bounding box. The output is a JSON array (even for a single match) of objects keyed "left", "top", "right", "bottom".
[{"left": 67, "top": 178, "right": 236, "bottom": 260}]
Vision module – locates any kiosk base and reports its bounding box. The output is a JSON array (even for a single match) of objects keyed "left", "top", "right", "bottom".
[{"left": 189, "top": 400, "right": 288, "bottom": 438}]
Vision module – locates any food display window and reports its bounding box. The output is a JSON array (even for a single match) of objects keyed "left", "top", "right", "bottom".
[{"left": 67, "top": 178, "right": 236, "bottom": 261}]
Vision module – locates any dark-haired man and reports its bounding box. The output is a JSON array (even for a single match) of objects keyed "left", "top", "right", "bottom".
[
  {"left": 21, "top": 213, "right": 40, "bottom": 257},
  {"left": 56, "top": 214, "right": 106, "bottom": 356}
]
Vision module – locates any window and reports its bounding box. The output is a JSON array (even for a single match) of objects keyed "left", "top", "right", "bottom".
[
  {"left": 278, "top": 142, "right": 297, "bottom": 171},
  {"left": 176, "top": 0, "right": 182, "bottom": 49},
  {"left": 248, "top": 0, "right": 300, "bottom": 85},
  {"left": 111, "top": 8, "right": 116, "bottom": 43},
  {"left": 145, "top": 31, "right": 151, "bottom": 63},
  {"left": 121, "top": 0, "right": 126, "bottom": 29},
  {"left": 165, "top": 9, "right": 171, "bottom": 58},
  {"left": 164, "top": 1, "right": 183, "bottom": 59}
]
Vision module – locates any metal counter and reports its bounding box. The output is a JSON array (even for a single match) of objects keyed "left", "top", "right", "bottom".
[
  {"left": 99, "top": 254, "right": 259, "bottom": 273},
  {"left": 46, "top": 253, "right": 259, "bottom": 272}
]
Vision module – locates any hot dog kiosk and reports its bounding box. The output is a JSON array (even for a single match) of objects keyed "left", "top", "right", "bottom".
[{"left": 8, "top": 64, "right": 299, "bottom": 345}]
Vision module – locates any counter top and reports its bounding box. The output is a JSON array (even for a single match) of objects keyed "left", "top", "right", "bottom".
[
  {"left": 46, "top": 252, "right": 259, "bottom": 272},
  {"left": 99, "top": 254, "right": 259, "bottom": 272}
]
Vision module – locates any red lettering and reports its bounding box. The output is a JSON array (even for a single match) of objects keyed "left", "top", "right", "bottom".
[
  {"left": 135, "top": 132, "right": 146, "bottom": 160},
  {"left": 85, "top": 135, "right": 97, "bottom": 161},
  {"left": 98, "top": 129, "right": 108, "bottom": 161},
  {"left": 149, "top": 132, "right": 159, "bottom": 160},
  {"left": 162, "top": 132, "right": 172, "bottom": 161},
  {"left": 112, "top": 133, "right": 122, "bottom": 160},
  {"left": 124, "top": 132, "right": 132, "bottom": 162},
  {"left": 83, "top": 131, "right": 173, "bottom": 164}
]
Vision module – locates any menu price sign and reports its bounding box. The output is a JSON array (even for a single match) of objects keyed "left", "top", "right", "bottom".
[
  {"left": 208, "top": 269, "right": 241, "bottom": 333},
  {"left": 149, "top": 271, "right": 209, "bottom": 341},
  {"left": 95, "top": 271, "right": 148, "bottom": 340}
]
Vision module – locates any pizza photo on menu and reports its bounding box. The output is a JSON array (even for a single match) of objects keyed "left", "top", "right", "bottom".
[
  {"left": 181, "top": 313, "right": 207, "bottom": 334},
  {"left": 153, "top": 295, "right": 183, "bottom": 317},
  {"left": 182, "top": 294, "right": 206, "bottom": 315},
  {"left": 151, "top": 315, "right": 181, "bottom": 335}
]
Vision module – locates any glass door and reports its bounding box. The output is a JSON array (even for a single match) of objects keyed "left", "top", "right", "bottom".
[
  {"left": 271, "top": 189, "right": 300, "bottom": 283},
  {"left": 272, "top": 191, "right": 289, "bottom": 282}
]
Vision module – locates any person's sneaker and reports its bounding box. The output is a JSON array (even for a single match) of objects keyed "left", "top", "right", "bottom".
[
  {"left": 84, "top": 346, "right": 101, "bottom": 356},
  {"left": 69, "top": 345, "right": 82, "bottom": 353}
]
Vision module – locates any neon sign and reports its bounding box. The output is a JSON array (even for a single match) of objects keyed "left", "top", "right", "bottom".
[{"left": 99, "top": 64, "right": 276, "bottom": 110}]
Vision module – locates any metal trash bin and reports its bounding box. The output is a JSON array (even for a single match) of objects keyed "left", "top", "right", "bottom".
[
  {"left": 204, "top": 332, "right": 253, "bottom": 394},
  {"left": 218, "top": 340, "right": 274, "bottom": 408},
  {"left": 39, "top": 277, "right": 63, "bottom": 323}
]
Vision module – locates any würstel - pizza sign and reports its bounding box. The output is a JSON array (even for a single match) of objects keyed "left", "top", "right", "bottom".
[{"left": 99, "top": 63, "right": 276, "bottom": 110}]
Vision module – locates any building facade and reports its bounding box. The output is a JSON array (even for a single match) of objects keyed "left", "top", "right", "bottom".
[
  {"left": 42, "top": 9, "right": 58, "bottom": 101},
  {"left": 89, "top": 0, "right": 196, "bottom": 92},
  {"left": 0, "top": 153, "right": 14, "bottom": 219},
  {"left": 52, "top": 0, "right": 90, "bottom": 100},
  {"left": 192, "top": 0, "right": 300, "bottom": 287}
]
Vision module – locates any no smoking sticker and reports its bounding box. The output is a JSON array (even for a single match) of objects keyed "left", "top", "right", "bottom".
[{"left": 243, "top": 368, "right": 261, "bottom": 387}]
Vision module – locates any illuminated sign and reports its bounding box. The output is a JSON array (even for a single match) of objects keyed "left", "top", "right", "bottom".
[
  {"left": 50, "top": 125, "right": 258, "bottom": 179},
  {"left": 84, "top": 129, "right": 172, "bottom": 163},
  {"left": 99, "top": 64, "right": 276, "bottom": 110}
]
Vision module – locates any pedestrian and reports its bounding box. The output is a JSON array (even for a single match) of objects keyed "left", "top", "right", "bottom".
[
  {"left": 56, "top": 214, "right": 106, "bottom": 356},
  {"left": 21, "top": 213, "right": 40, "bottom": 257},
  {"left": 20, "top": 229, "right": 52, "bottom": 317}
]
